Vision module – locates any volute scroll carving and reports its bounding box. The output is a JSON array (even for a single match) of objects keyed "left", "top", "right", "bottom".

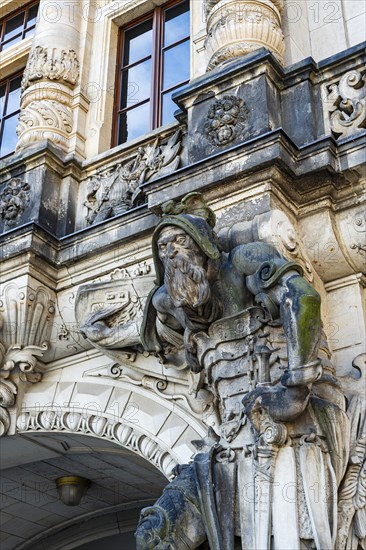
[
  {"left": 326, "top": 68, "right": 366, "bottom": 139},
  {"left": 0, "top": 283, "right": 56, "bottom": 437}
]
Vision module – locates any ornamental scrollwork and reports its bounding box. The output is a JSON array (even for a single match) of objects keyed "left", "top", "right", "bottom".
[
  {"left": 326, "top": 68, "right": 366, "bottom": 139},
  {"left": 22, "top": 46, "right": 80, "bottom": 91},
  {"left": 204, "top": 95, "right": 248, "bottom": 146},
  {"left": 0, "top": 284, "right": 56, "bottom": 437},
  {"left": 17, "top": 99, "right": 73, "bottom": 137},
  {"left": 84, "top": 131, "right": 182, "bottom": 225},
  {"left": 0, "top": 178, "right": 30, "bottom": 228}
]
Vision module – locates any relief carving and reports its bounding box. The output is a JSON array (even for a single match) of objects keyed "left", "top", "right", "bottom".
[
  {"left": 22, "top": 46, "right": 80, "bottom": 91},
  {"left": 204, "top": 95, "right": 248, "bottom": 146},
  {"left": 16, "top": 99, "right": 73, "bottom": 148},
  {"left": 326, "top": 69, "right": 366, "bottom": 139},
  {"left": 84, "top": 131, "right": 181, "bottom": 225},
  {"left": 0, "top": 283, "right": 56, "bottom": 436},
  {"left": 0, "top": 178, "right": 30, "bottom": 228}
]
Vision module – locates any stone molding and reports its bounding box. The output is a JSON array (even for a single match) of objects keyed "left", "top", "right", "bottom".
[
  {"left": 204, "top": 0, "right": 285, "bottom": 70},
  {"left": 21, "top": 46, "right": 80, "bottom": 92},
  {"left": 16, "top": 408, "right": 177, "bottom": 478},
  {"left": 326, "top": 68, "right": 366, "bottom": 139}
]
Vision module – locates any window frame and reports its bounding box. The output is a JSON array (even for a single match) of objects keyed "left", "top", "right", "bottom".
[
  {"left": 113, "top": 0, "right": 190, "bottom": 146},
  {"left": 0, "top": 71, "right": 23, "bottom": 159},
  {"left": 0, "top": 0, "right": 39, "bottom": 53}
]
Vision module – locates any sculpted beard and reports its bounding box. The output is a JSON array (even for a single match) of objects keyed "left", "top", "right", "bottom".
[{"left": 164, "top": 253, "right": 211, "bottom": 309}]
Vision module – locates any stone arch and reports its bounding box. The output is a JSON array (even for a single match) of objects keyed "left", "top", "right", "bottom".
[{"left": 16, "top": 374, "right": 207, "bottom": 478}]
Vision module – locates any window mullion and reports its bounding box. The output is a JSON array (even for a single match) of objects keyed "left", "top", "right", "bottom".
[{"left": 151, "top": 7, "right": 163, "bottom": 130}]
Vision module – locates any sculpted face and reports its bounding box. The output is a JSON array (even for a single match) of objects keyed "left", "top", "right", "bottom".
[
  {"left": 157, "top": 226, "right": 211, "bottom": 309},
  {"left": 157, "top": 227, "right": 203, "bottom": 266}
]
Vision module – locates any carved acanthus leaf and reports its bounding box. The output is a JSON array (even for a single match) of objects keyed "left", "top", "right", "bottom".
[
  {"left": 17, "top": 99, "right": 73, "bottom": 137},
  {"left": 22, "top": 46, "right": 80, "bottom": 91},
  {"left": 84, "top": 130, "right": 181, "bottom": 225},
  {"left": 326, "top": 68, "right": 366, "bottom": 139},
  {"left": 0, "top": 178, "right": 30, "bottom": 228}
]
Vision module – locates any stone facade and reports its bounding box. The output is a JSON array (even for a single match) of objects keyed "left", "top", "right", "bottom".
[{"left": 0, "top": 1, "right": 365, "bottom": 549}]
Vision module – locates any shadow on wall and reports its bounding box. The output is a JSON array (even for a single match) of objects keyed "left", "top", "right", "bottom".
[{"left": 75, "top": 532, "right": 136, "bottom": 549}]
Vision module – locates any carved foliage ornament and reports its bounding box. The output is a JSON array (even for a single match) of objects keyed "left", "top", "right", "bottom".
[
  {"left": 0, "top": 178, "right": 30, "bottom": 228},
  {"left": 21, "top": 46, "right": 80, "bottom": 91},
  {"left": 16, "top": 99, "right": 73, "bottom": 145},
  {"left": 204, "top": 95, "right": 248, "bottom": 146},
  {"left": 84, "top": 130, "right": 181, "bottom": 225},
  {"left": 326, "top": 68, "right": 366, "bottom": 139}
]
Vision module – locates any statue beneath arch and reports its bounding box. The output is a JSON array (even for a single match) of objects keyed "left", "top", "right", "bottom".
[
  {"left": 132, "top": 193, "right": 365, "bottom": 550},
  {"left": 75, "top": 192, "right": 364, "bottom": 550}
]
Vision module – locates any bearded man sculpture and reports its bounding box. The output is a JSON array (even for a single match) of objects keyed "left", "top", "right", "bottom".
[{"left": 134, "top": 193, "right": 352, "bottom": 550}]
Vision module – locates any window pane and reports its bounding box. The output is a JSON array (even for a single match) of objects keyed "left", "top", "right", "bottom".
[
  {"left": 26, "top": 4, "right": 39, "bottom": 27},
  {"left": 164, "top": 0, "right": 190, "bottom": 47},
  {"left": 162, "top": 84, "right": 186, "bottom": 126},
  {"left": 1, "top": 35, "right": 22, "bottom": 51},
  {"left": 120, "top": 59, "right": 152, "bottom": 109},
  {"left": 24, "top": 27, "right": 36, "bottom": 39},
  {"left": 118, "top": 102, "right": 150, "bottom": 144},
  {"left": 0, "top": 84, "right": 6, "bottom": 118},
  {"left": 123, "top": 19, "right": 153, "bottom": 66},
  {"left": 6, "top": 76, "right": 22, "bottom": 115},
  {"left": 163, "top": 40, "right": 190, "bottom": 91},
  {"left": 3, "top": 12, "right": 24, "bottom": 42},
  {"left": 1, "top": 114, "right": 19, "bottom": 157}
]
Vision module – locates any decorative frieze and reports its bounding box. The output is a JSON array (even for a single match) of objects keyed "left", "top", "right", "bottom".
[
  {"left": 326, "top": 68, "right": 366, "bottom": 139},
  {"left": 204, "top": 0, "right": 285, "bottom": 70},
  {"left": 204, "top": 95, "right": 248, "bottom": 146},
  {"left": 21, "top": 46, "right": 80, "bottom": 92},
  {"left": 0, "top": 178, "right": 30, "bottom": 228},
  {"left": 84, "top": 131, "right": 181, "bottom": 225}
]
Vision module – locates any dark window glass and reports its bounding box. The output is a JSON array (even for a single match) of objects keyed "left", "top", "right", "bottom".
[
  {"left": 115, "top": 0, "right": 190, "bottom": 145},
  {"left": 0, "top": 2, "right": 39, "bottom": 51},
  {"left": 0, "top": 74, "right": 22, "bottom": 158},
  {"left": 3, "top": 13, "right": 24, "bottom": 42}
]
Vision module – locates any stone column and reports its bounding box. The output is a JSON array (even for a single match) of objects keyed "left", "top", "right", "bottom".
[
  {"left": 16, "top": 0, "right": 82, "bottom": 154},
  {"left": 204, "top": 0, "right": 285, "bottom": 70}
]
